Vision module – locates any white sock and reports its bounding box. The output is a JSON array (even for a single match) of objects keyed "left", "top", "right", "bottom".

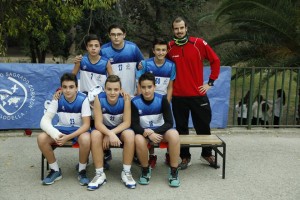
[
  {"left": 78, "top": 162, "right": 87, "bottom": 172},
  {"left": 49, "top": 161, "right": 59, "bottom": 172},
  {"left": 96, "top": 168, "right": 104, "bottom": 175},
  {"left": 123, "top": 164, "right": 131, "bottom": 173}
]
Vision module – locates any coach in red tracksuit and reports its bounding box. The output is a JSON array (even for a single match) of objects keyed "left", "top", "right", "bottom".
[{"left": 167, "top": 16, "right": 221, "bottom": 170}]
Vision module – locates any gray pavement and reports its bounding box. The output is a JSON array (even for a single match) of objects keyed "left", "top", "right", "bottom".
[{"left": 0, "top": 128, "right": 299, "bottom": 200}]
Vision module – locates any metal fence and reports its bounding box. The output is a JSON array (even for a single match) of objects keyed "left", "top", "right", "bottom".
[{"left": 227, "top": 67, "right": 300, "bottom": 128}]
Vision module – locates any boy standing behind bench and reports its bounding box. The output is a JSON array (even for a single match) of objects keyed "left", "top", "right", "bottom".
[{"left": 38, "top": 73, "right": 91, "bottom": 186}]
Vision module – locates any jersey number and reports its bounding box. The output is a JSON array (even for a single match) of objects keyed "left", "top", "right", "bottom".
[
  {"left": 118, "top": 64, "right": 122, "bottom": 71},
  {"left": 110, "top": 116, "right": 115, "bottom": 121},
  {"left": 155, "top": 78, "right": 160, "bottom": 84},
  {"left": 70, "top": 118, "right": 75, "bottom": 126},
  {"left": 149, "top": 121, "right": 153, "bottom": 127}
]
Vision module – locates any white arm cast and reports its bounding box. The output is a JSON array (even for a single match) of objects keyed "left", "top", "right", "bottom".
[{"left": 40, "top": 112, "right": 61, "bottom": 140}]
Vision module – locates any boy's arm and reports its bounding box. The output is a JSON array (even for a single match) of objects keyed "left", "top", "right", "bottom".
[
  {"left": 72, "top": 55, "right": 82, "bottom": 75},
  {"left": 111, "top": 94, "right": 131, "bottom": 134},
  {"left": 131, "top": 101, "right": 144, "bottom": 134},
  {"left": 106, "top": 61, "right": 114, "bottom": 75},
  {"left": 166, "top": 80, "right": 173, "bottom": 103},
  {"left": 153, "top": 97, "right": 173, "bottom": 135},
  {"left": 40, "top": 100, "right": 61, "bottom": 140}
]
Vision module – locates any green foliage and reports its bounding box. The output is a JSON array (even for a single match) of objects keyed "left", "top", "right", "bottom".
[
  {"left": 0, "top": 0, "right": 116, "bottom": 62},
  {"left": 210, "top": 0, "right": 300, "bottom": 74}
]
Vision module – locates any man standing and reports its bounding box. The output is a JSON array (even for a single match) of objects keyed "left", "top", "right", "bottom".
[{"left": 167, "top": 17, "right": 221, "bottom": 170}]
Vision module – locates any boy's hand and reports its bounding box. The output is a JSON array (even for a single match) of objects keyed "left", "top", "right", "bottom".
[
  {"left": 53, "top": 89, "right": 62, "bottom": 100},
  {"left": 108, "top": 131, "right": 122, "bottom": 147},
  {"left": 148, "top": 132, "right": 163, "bottom": 144},
  {"left": 56, "top": 134, "right": 69, "bottom": 146},
  {"left": 74, "top": 54, "right": 83, "bottom": 64},
  {"left": 103, "top": 135, "right": 110, "bottom": 150},
  {"left": 137, "top": 61, "right": 143, "bottom": 70}
]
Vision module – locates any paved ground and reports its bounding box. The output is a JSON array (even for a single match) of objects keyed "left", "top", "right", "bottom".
[{"left": 0, "top": 128, "right": 299, "bottom": 200}]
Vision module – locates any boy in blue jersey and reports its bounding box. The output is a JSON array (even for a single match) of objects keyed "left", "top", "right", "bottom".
[
  {"left": 73, "top": 34, "right": 113, "bottom": 93},
  {"left": 87, "top": 75, "right": 136, "bottom": 190},
  {"left": 38, "top": 73, "right": 91, "bottom": 186},
  {"left": 131, "top": 72, "right": 180, "bottom": 187},
  {"left": 136, "top": 38, "right": 176, "bottom": 168},
  {"left": 100, "top": 24, "right": 144, "bottom": 97}
]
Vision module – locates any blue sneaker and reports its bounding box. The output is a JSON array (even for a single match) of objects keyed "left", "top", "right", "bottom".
[
  {"left": 78, "top": 170, "right": 90, "bottom": 186},
  {"left": 42, "top": 169, "right": 62, "bottom": 185},
  {"left": 168, "top": 168, "right": 180, "bottom": 187},
  {"left": 138, "top": 167, "right": 151, "bottom": 185}
]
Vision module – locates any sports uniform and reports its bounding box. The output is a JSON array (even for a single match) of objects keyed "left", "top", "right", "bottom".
[
  {"left": 47, "top": 92, "right": 91, "bottom": 142},
  {"left": 98, "top": 92, "right": 124, "bottom": 129},
  {"left": 79, "top": 55, "right": 110, "bottom": 93},
  {"left": 137, "top": 57, "right": 176, "bottom": 95},
  {"left": 131, "top": 93, "right": 173, "bottom": 135},
  {"left": 101, "top": 41, "right": 144, "bottom": 97}
]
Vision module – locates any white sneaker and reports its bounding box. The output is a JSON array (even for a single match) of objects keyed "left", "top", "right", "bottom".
[
  {"left": 87, "top": 172, "right": 107, "bottom": 191},
  {"left": 121, "top": 171, "right": 136, "bottom": 189}
]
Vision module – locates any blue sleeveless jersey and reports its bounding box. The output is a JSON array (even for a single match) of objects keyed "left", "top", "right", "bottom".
[
  {"left": 137, "top": 57, "right": 176, "bottom": 95},
  {"left": 100, "top": 41, "right": 144, "bottom": 96},
  {"left": 79, "top": 55, "right": 109, "bottom": 93},
  {"left": 56, "top": 92, "right": 87, "bottom": 129},
  {"left": 98, "top": 92, "right": 124, "bottom": 129},
  {"left": 131, "top": 93, "right": 164, "bottom": 129}
]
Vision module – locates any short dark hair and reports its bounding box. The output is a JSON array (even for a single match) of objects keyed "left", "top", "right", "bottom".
[
  {"left": 60, "top": 73, "right": 78, "bottom": 87},
  {"left": 84, "top": 34, "right": 101, "bottom": 47},
  {"left": 108, "top": 24, "right": 126, "bottom": 34},
  {"left": 172, "top": 16, "right": 187, "bottom": 29},
  {"left": 152, "top": 38, "right": 168, "bottom": 49},
  {"left": 105, "top": 75, "right": 122, "bottom": 88},
  {"left": 138, "top": 72, "right": 155, "bottom": 86}
]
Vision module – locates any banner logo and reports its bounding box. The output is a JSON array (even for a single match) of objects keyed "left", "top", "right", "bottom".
[{"left": 0, "top": 73, "right": 36, "bottom": 120}]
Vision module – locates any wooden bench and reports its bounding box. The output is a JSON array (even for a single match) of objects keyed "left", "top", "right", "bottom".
[{"left": 41, "top": 134, "right": 226, "bottom": 180}]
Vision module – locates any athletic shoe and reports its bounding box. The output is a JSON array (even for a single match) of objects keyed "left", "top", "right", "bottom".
[
  {"left": 121, "top": 171, "right": 136, "bottom": 189},
  {"left": 104, "top": 160, "right": 110, "bottom": 170},
  {"left": 165, "top": 153, "right": 170, "bottom": 166},
  {"left": 87, "top": 172, "right": 107, "bottom": 191},
  {"left": 138, "top": 167, "right": 151, "bottom": 185},
  {"left": 133, "top": 155, "right": 141, "bottom": 166},
  {"left": 78, "top": 170, "right": 89, "bottom": 186},
  {"left": 200, "top": 155, "right": 220, "bottom": 168},
  {"left": 168, "top": 168, "right": 180, "bottom": 187},
  {"left": 42, "top": 169, "right": 62, "bottom": 185},
  {"left": 148, "top": 155, "right": 157, "bottom": 169},
  {"left": 178, "top": 158, "right": 191, "bottom": 170},
  {"left": 104, "top": 149, "right": 112, "bottom": 161}
]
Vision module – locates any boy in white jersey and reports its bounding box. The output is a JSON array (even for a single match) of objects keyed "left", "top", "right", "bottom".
[
  {"left": 136, "top": 38, "right": 176, "bottom": 168},
  {"left": 87, "top": 75, "right": 136, "bottom": 190},
  {"left": 131, "top": 72, "right": 180, "bottom": 187},
  {"left": 38, "top": 73, "right": 91, "bottom": 186}
]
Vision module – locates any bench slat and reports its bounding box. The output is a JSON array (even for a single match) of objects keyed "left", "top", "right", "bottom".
[{"left": 179, "top": 135, "right": 223, "bottom": 145}]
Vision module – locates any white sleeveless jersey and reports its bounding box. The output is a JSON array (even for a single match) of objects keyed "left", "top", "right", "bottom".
[
  {"left": 131, "top": 93, "right": 164, "bottom": 129},
  {"left": 98, "top": 92, "right": 124, "bottom": 129},
  {"left": 79, "top": 55, "right": 109, "bottom": 93},
  {"left": 100, "top": 40, "right": 144, "bottom": 97},
  {"left": 137, "top": 57, "right": 176, "bottom": 95},
  {"left": 47, "top": 92, "right": 91, "bottom": 130}
]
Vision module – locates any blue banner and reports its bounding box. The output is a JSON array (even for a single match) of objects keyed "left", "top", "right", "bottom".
[
  {"left": 0, "top": 64, "right": 231, "bottom": 129},
  {"left": 0, "top": 63, "right": 73, "bottom": 129}
]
